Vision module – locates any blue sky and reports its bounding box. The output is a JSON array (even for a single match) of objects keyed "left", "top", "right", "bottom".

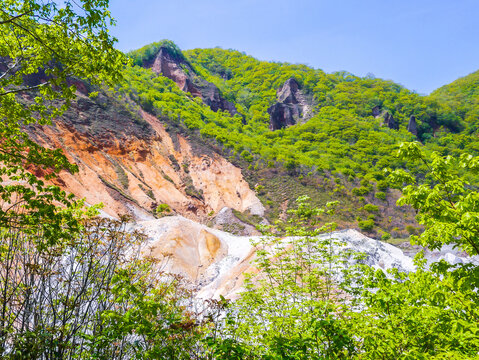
[{"left": 108, "top": 0, "right": 478, "bottom": 94}]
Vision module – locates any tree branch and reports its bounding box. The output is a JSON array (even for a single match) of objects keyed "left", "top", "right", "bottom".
[
  {"left": 0, "top": 81, "right": 49, "bottom": 96},
  {"left": 0, "top": 11, "right": 32, "bottom": 25},
  {"left": 0, "top": 58, "right": 21, "bottom": 82}
]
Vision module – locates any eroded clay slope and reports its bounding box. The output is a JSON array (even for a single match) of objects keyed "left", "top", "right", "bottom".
[{"left": 27, "top": 92, "right": 264, "bottom": 222}]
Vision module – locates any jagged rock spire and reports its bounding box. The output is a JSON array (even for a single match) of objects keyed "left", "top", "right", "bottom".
[
  {"left": 407, "top": 115, "right": 418, "bottom": 136},
  {"left": 268, "top": 78, "right": 312, "bottom": 130}
]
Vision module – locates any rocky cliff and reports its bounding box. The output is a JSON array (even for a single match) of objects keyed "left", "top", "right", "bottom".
[
  {"left": 268, "top": 78, "right": 313, "bottom": 130},
  {"left": 144, "top": 46, "right": 238, "bottom": 115},
  {"left": 26, "top": 90, "right": 263, "bottom": 223}
]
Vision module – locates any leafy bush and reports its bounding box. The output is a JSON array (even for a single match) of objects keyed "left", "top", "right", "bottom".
[
  {"left": 358, "top": 219, "right": 375, "bottom": 231},
  {"left": 156, "top": 203, "right": 171, "bottom": 215},
  {"left": 362, "top": 203, "right": 379, "bottom": 212},
  {"left": 381, "top": 231, "right": 391, "bottom": 241},
  {"left": 375, "top": 191, "right": 386, "bottom": 200},
  {"left": 406, "top": 224, "right": 418, "bottom": 235},
  {"left": 376, "top": 180, "right": 389, "bottom": 191},
  {"left": 352, "top": 186, "right": 370, "bottom": 196},
  {"left": 240, "top": 149, "right": 254, "bottom": 162}
]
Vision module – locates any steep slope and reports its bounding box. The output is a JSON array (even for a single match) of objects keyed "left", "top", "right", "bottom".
[
  {"left": 23, "top": 41, "right": 479, "bottom": 238},
  {"left": 429, "top": 69, "right": 479, "bottom": 125},
  {"left": 26, "top": 90, "right": 264, "bottom": 222}
]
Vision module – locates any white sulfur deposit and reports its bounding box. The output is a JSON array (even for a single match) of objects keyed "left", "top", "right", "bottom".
[{"left": 135, "top": 217, "right": 476, "bottom": 299}]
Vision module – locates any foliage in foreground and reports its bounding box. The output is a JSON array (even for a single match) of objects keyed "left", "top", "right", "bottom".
[
  {"left": 0, "top": 0, "right": 125, "bottom": 247},
  {"left": 2, "top": 1, "right": 479, "bottom": 358},
  {"left": 0, "top": 216, "right": 211, "bottom": 360},
  {"left": 206, "top": 198, "right": 363, "bottom": 359},
  {"left": 205, "top": 145, "right": 479, "bottom": 359},
  {"left": 0, "top": 2, "right": 209, "bottom": 359}
]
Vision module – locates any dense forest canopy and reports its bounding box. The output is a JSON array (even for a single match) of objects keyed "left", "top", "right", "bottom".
[{"left": 121, "top": 42, "right": 479, "bottom": 183}]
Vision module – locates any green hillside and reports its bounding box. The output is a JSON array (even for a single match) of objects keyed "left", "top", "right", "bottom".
[
  {"left": 119, "top": 41, "right": 479, "bottom": 236},
  {"left": 430, "top": 70, "right": 479, "bottom": 129}
]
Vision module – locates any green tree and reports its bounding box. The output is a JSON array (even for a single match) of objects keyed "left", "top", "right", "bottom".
[
  {"left": 352, "top": 142, "right": 479, "bottom": 359},
  {"left": 209, "top": 197, "right": 363, "bottom": 359},
  {"left": 0, "top": 0, "right": 125, "bottom": 246},
  {"left": 390, "top": 141, "right": 479, "bottom": 255}
]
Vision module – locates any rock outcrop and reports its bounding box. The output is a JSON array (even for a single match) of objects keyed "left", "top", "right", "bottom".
[
  {"left": 268, "top": 103, "right": 298, "bottom": 130},
  {"left": 371, "top": 106, "right": 400, "bottom": 130},
  {"left": 382, "top": 111, "right": 399, "bottom": 130},
  {"left": 26, "top": 91, "right": 264, "bottom": 222},
  {"left": 268, "top": 78, "right": 313, "bottom": 130},
  {"left": 144, "top": 46, "right": 238, "bottom": 116},
  {"left": 211, "top": 207, "right": 261, "bottom": 236},
  {"left": 196, "top": 81, "right": 238, "bottom": 114},
  {"left": 407, "top": 115, "right": 418, "bottom": 136},
  {"left": 137, "top": 216, "right": 257, "bottom": 298}
]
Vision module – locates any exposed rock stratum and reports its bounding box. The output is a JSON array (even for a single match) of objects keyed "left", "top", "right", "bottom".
[
  {"left": 26, "top": 91, "right": 263, "bottom": 222},
  {"left": 268, "top": 78, "right": 313, "bottom": 130}
]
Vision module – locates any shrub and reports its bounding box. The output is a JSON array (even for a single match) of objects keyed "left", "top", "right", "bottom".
[
  {"left": 362, "top": 204, "right": 379, "bottom": 212},
  {"left": 254, "top": 184, "right": 265, "bottom": 194},
  {"left": 406, "top": 225, "right": 417, "bottom": 235},
  {"left": 358, "top": 219, "right": 375, "bottom": 231},
  {"left": 381, "top": 232, "right": 391, "bottom": 241},
  {"left": 156, "top": 203, "right": 171, "bottom": 215},
  {"left": 240, "top": 150, "right": 253, "bottom": 162},
  {"left": 360, "top": 178, "right": 370, "bottom": 187},
  {"left": 375, "top": 191, "right": 386, "bottom": 200},
  {"left": 376, "top": 180, "right": 389, "bottom": 191},
  {"left": 352, "top": 187, "right": 370, "bottom": 196}
]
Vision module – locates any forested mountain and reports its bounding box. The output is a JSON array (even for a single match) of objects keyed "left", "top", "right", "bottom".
[
  {"left": 103, "top": 40, "right": 478, "bottom": 237},
  {"left": 18, "top": 39, "right": 479, "bottom": 239},
  {"left": 2, "top": 2, "right": 479, "bottom": 353},
  {"left": 430, "top": 69, "right": 479, "bottom": 132}
]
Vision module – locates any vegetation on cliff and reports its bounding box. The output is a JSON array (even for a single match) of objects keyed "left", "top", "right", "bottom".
[
  {"left": 2, "top": 1, "right": 479, "bottom": 357},
  {"left": 118, "top": 41, "right": 479, "bottom": 236}
]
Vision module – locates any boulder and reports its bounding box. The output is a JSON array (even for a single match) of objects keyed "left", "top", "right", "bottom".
[{"left": 372, "top": 105, "right": 381, "bottom": 118}]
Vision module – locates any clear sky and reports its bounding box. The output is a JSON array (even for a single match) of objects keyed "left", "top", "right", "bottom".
[{"left": 108, "top": 0, "right": 478, "bottom": 94}]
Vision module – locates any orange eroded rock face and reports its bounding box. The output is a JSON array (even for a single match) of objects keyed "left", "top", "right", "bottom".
[{"left": 27, "top": 94, "right": 264, "bottom": 222}]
